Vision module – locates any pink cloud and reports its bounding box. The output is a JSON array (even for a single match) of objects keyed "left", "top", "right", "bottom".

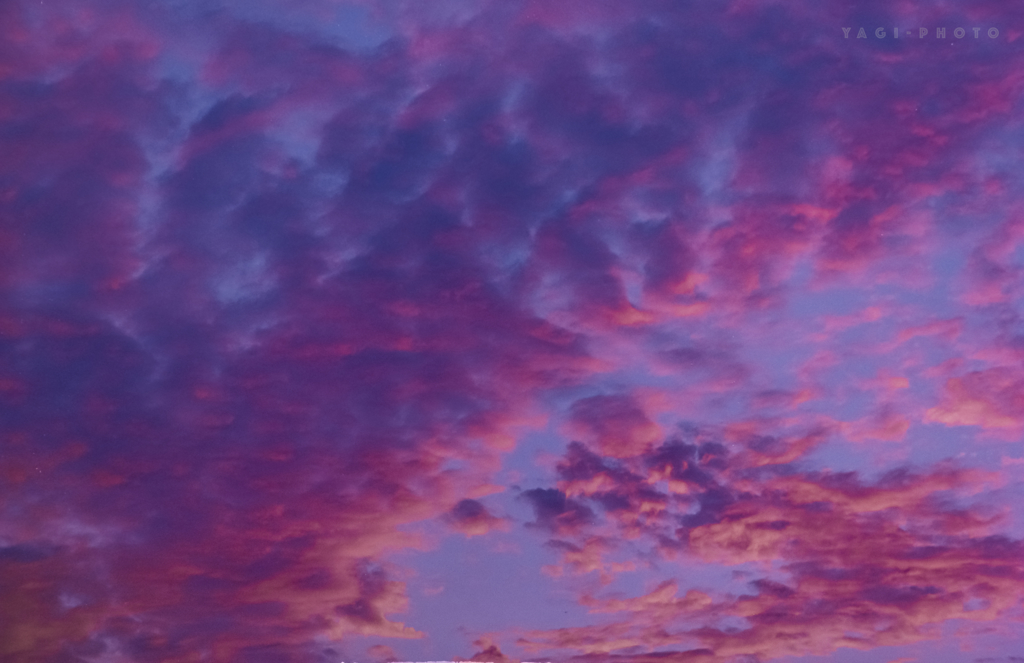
[
  {"left": 565, "top": 394, "right": 663, "bottom": 459},
  {"left": 4, "top": 1, "right": 1024, "bottom": 662},
  {"left": 925, "top": 368, "right": 1024, "bottom": 430}
]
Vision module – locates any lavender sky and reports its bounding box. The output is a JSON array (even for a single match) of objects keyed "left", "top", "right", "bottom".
[{"left": 2, "top": 1, "right": 1024, "bottom": 662}]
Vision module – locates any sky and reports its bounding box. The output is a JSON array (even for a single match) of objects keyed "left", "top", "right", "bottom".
[{"left": 1, "top": 1, "right": 1024, "bottom": 662}]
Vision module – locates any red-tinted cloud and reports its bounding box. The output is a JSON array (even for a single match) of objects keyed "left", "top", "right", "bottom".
[
  {"left": 926, "top": 368, "right": 1024, "bottom": 430},
  {"left": 521, "top": 432, "right": 1023, "bottom": 660}
]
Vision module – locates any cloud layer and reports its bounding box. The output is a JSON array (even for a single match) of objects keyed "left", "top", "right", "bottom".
[{"left": 2, "top": 1, "right": 1024, "bottom": 662}]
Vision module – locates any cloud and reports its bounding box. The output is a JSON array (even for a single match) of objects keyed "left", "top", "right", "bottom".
[
  {"left": 445, "top": 499, "right": 510, "bottom": 537},
  {"left": 566, "top": 394, "right": 663, "bottom": 458},
  {"left": 368, "top": 643, "right": 400, "bottom": 662},
  {"left": 520, "top": 432, "right": 1023, "bottom": 661},
  {"left": 925, "top": 368, "right": 1024, "bottom": 430},
  {"left": 521, "top": 488, "right": 595, "bottom": 535},
  {"left": 4, "top": 0, "right": 1024, "bottom": 662},
  {"left": 457, "top": 637, "right": 518, "bottom": 663}
]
